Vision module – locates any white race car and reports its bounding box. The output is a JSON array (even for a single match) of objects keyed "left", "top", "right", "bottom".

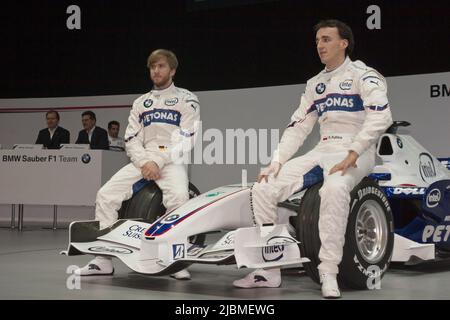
[{"left": 62, "top": 121, "right": 450, "bottom": 289}]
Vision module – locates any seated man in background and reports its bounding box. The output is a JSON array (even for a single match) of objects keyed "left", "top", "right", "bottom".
[
  {"left": 35, "top": 110, "right": 70, "bottom": 149},
  {"left": 75, "top": 110, "right": 109, "bottom": 150},
  {"left": 107, "top": 120, "right": 125, "bottom": 151}
]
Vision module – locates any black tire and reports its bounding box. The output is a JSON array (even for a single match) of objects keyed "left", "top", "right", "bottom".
[
  {"left": 118, "top": 182, "right": 200, "bottom": 224},
  {"left": 296, "top": 177, "right": 394, "bottom": 289}
]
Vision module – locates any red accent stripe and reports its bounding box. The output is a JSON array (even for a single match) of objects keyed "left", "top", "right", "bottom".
[{"left": 0, "top": 105, "right": 131, "bottom": 114}]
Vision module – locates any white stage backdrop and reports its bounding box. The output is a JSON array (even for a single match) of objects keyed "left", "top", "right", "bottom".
[{"left": 0, "top": 71, "right": 449, "bottom": 223}]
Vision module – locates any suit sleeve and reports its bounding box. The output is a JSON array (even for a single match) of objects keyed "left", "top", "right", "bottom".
[
  {"left": 61, "top": 129, "right": 70, "bottom": 144},
  {"left": 349, "top": 71, "right": 393, "bottom": 155},
  {"left": 75, "top": 131, "right": 82, "bottom": 144},
  {"left": 125, "top": 99, "right": 148, "bottom": 168},
  {"left": 272, "top": 82, "right": 318, "bottom": 165},
  {"left": 98, "top": 128, "right": 110, "bottom": 150},
  {"left": 35, "top": 130, "right": 44, "bottom": 144}
]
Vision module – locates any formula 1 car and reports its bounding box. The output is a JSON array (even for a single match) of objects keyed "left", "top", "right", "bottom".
[{"left": 62, "top": 121, "right": 450, "bottom": 289}]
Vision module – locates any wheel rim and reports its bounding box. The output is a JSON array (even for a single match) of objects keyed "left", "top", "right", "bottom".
[{"left": 355, "top": 200, "right": 388, "bottom": 264}]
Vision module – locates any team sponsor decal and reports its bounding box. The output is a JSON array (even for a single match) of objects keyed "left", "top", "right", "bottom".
[
  {"left": 426, "top": 188, "right": 441, "bottom": 208},
  {"left": 143, "top": 99, "right": 153, "bottom": 108},
  {"left": 122, "top": 224, "right": 146, "bottom": 240},
  {"left": 186, "top": 99, "right": 199, "bottom": 112},
  {"left": 164, "top": 214, "right": 180, "bottom": 222},
  {"left": 396, "top": 138, "right": 403, "bottom": 148},
  {"left": 81, "top": 153, "right": 91, "bottom": 164},
  {"left": 419, "top": 153, "right": 437, "bottom": 182},
  {"left": 141, "top": 108, "right": 181, "bottom": 127},
  {"left": 356, "top": 186, "right": 390, "bottom": 211},
  {"left": 362, "top": 75, "right": 381, "bottom": 86},
  {"left": 2, "top": 154, "right": 79, "bottom": 163},
  {"left": 88, "top": 246, "right": 133, "bottom": 254},
  {"left": 315, "top": 83, "right": 326, "bottom": 94},
  {"left": 382, "top": 186, "right": 427, "bottom": 199},
  {"left": 206, "top": 191, "right": 225, "bottom": 197},
  {"left": 314, "top": 94, "right": 364, "bottom": 116},
  {"left": 422, "top": 222, "right": 450, "bottom": 243},
  {"left": 339, "top": 79, "right": 353, "bottom": 90},
  {"left": 164, "top": 97, "right": 179, "bottom": 106},
  {"left": 187, "top": 244, "right": 207, "bottom": 257},
  {"left": 173, "top": 244, "right": 185, "bottom": 260},
  {"left": 353, "top": 255, "right": 388, "bottom": 277},
  {"left": 200, "top": 252, "right": 232, "bottom": 259},
  {"left": 393, "top": 187, "right": 426, "bottom": 195},
  {"left": 220, "top": 233, "right": 235, "bottom": 246},
  {"left": 261, "top": 236, "right": 296, "bottom": 262}
]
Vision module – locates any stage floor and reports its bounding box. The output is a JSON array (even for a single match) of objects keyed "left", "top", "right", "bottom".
[{"left": 1, "top": 227, "right": 450, "bottom": 300}]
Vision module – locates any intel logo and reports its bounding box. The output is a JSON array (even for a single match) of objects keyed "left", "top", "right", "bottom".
[
  {"left": 262, "top": 236, "right": 295, "bottom": 262},
  {"left": 339, "top": 79, "right": 353, "bottom": 90},
  {"left": 419, "top": 153, "right": 436, "bottom": 182},
  {"left": 164, "top": 98, "right": 179, "bottom": 106},
  {"left": 426, "top": 189, "right": 441, "bottom": 208}
]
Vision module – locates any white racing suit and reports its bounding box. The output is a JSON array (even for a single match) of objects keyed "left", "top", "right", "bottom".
[
  {"left": 252, "top": 57, "right": 393, "bottom": 274},
  {"left": 96, "top": 83, "right": 200, "bottom": 229}
]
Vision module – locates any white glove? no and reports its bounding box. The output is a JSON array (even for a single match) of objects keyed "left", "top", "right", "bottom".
[{"left": 257, "top": 161, "right": 281, "bottom": 183}]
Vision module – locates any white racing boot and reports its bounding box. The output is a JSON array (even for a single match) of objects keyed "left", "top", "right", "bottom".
[
  {"left": 320, "top": 273, "right": 341, "bottom": 299},
  {"left": 75, "top": 256, "right": 114, "bottom": 276},
  {"left": 170, "top": 269, "right": 191, "bottom": 280},
  {"left": 233, "top": 268, "right": 281, "bottom": 288}
]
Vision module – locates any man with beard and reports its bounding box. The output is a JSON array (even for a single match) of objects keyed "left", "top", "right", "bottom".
[{"left": 76, "top": 49, "right": 200, "bottom": 280}]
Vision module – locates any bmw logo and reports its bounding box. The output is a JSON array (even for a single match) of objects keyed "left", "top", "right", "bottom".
[
  {"left": 143, "top": 99, "right": 153, "bottom": 108},
  {"left": 316, "top": 83, "right": 326, "bottom": 94},
  {"left": 396, "top": 138, "right": 403, "bottom": 148},
  {"left": 81, "top": 153, "right": 91, "bottom": 164}
]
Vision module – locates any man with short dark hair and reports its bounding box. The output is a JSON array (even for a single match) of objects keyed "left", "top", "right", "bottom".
[
  {"left": 107, "top": 120, "right": 125, "bottom": 151},
  {"left": 233, "top": 20, "right": 393, "bottom": 298},
  {"left": 35, "top": 110, "right": 70, "bottom": 149},
  {"left": 75, "top": 110, "right": 109, "bottom": 150}
]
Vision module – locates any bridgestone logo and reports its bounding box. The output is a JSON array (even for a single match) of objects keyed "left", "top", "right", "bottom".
[{"left": 357, "top": 186, "right": 390, "bottom": 210}]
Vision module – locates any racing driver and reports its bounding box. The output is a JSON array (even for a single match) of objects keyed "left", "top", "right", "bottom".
[
  {"left": 75, "top": 49, "right": 200, "bottom": 280},
  {"left": 233, "top": 20, "right": 393, "bottom": 298}
]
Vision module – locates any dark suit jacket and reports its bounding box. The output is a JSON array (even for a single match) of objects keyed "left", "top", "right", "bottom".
[
  {"left": 35, "top": 126, "right": 70, "bottom": 149},
  {"left": 75, "top": 126, "right": 109, "bottom": 150}
]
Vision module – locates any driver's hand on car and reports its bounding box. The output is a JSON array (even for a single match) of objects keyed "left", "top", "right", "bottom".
[
  {"left": 257, "top": 161, "right": 281, "bottom": 183},
  {"left": 141, "top": 161, "right": 161, "bottom": 181},
  {"left": 329, "top": 150, "right": 359, "bottom": 176}
]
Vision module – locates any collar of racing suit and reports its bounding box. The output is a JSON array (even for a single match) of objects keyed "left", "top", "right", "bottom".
[
  {"left": 151, "top": 82, "right": 176, "bottom": 96},
  {"left": 323, "top": 56, "right": 351, "bottom": 76}
]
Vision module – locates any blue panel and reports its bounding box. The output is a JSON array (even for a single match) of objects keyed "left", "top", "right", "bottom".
[
  {"left": 421, "top": 180, "right": 450, "bottom": 222},
  {"left": 132, "top": 178, "right": 152, "bottom": 195}
]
